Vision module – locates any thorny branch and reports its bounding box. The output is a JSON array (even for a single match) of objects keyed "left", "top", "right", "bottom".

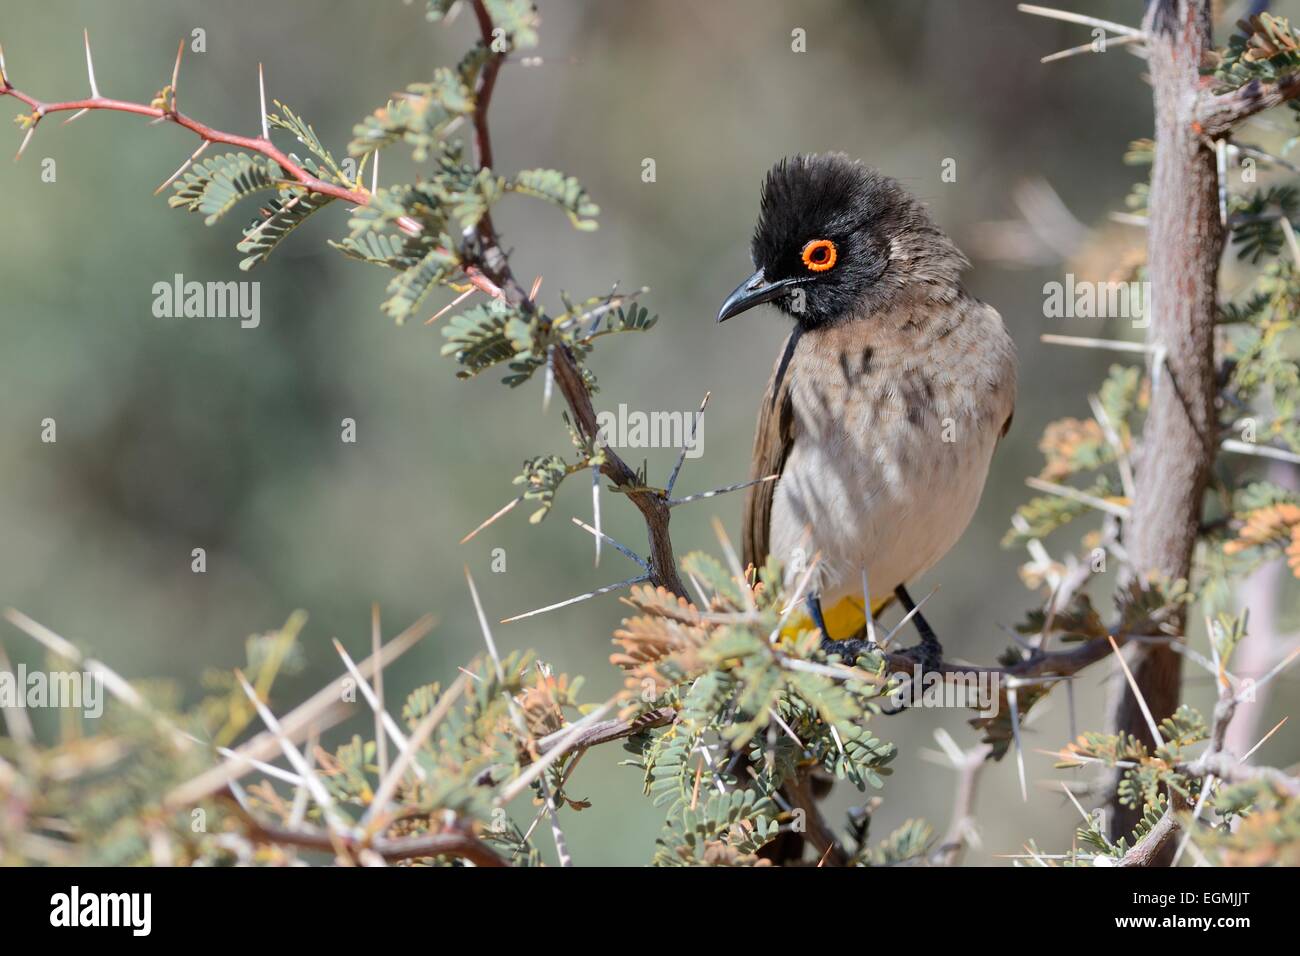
[
  {"left": 227, "top": 793, "right": 508, "bottom": 867},
  {"left": 932, "top": 737, "right": 994, "bottom": 866},
  {"left": 0, "top": 35, "right": 505, "bottom": 298},
  {"left": 1198, "top": 73, "right": 1300, "bottom": 138},
  {"left": 1, "top": 12, "right": 687, "bottom": 595},
  {"left": 1, "top": 66, "right": 363, "bottom": 202},
  {"left": 456, "top": 1, "right": 688, "bottom": 597},
  {"left": 1114, "top": 649, "right": 1300, "bottom": 866}
]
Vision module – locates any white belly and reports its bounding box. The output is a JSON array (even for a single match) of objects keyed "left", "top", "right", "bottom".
[{"left": 769, "top": 406, "right": 999, "bottom": 608}]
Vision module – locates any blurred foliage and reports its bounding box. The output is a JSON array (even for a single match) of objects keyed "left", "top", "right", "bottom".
[{"left": 2, "top": 1, "right": 1298, "bottom": 867}]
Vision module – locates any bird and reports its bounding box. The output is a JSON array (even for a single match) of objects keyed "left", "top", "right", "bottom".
[{"left": 718, "top": 153, "right": 1017, "bottom": 666}]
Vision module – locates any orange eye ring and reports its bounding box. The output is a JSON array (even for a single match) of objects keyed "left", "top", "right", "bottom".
[{"left": 801, "top": 238, "right": 837, "bottom": 272}]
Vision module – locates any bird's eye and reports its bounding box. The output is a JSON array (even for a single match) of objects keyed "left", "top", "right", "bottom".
[{"left": 801, "top": 238, "right": 837, "bottom": 272}]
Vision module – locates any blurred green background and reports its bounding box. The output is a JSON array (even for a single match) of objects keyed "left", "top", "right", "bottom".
[{"left": 1, "top": 0, "right": 1295, "bottom": 865}]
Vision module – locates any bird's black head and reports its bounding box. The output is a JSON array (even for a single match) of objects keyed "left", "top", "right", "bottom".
[{"left": 717, "top": 153, "right": 963, "bottom": 330}]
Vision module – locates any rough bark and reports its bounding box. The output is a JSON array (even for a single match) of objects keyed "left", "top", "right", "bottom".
[{"left": 1105, "top": 0, "right": 1224, "bottom": 854}]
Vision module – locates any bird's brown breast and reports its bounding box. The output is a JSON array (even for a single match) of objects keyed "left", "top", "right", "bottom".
[{"left": 743, "top": 288, "right": 1016, "bottom": 602}]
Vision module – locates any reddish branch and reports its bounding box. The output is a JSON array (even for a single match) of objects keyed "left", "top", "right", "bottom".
[
  {"left": 1, "top": 81, "right": 368, "bottom": 205},
  {"left": 469, "top": 0, "right": 503, "bottom": 174},
  {"left": 0, "top": 42, "right": 505, "bottom": 297},
  {"left": 0, "top": 16, "right": 687, "bottom": 594}
]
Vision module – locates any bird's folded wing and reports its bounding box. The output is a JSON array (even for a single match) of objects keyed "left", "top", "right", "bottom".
[{"left": 742, "top": 328, "right": 798, "bottom": 573}]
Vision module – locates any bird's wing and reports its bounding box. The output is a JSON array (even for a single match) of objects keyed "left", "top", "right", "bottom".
[{"left": 742, "top": 328, "right": 799, "bottom": 572}]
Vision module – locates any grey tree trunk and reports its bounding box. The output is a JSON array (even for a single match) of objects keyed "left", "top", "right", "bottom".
[{"left": 1106, "top": 0, "right": 1223, "bottom": 853}]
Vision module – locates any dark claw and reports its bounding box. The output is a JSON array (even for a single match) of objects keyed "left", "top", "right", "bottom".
[
  {"left": 898, "top": 639, "right": 943, "bottom": 676},
  {"left": 820, "top": 635, "right": 880, "bottom": 665},
  {"left": 808, "top": 591, "right": 885, "bottom": 665},
  {"left": 894, "top": 584, "right": 943, "bottom": 669}
]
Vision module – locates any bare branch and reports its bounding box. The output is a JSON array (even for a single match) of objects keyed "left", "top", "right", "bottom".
[{"left": 1199, "top": 74, "right": 1300, "bottom": 138}]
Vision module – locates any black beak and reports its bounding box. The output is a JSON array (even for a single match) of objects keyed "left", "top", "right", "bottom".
[{"left": 716, "top": 269, "right": 799, "bottom": 323}]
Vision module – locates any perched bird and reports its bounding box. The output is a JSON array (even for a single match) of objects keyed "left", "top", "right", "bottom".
[{"left": 718, "top": 153, "right": 1016, "bottom": 663}]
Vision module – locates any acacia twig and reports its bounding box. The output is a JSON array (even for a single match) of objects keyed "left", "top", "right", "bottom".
[{"left": 457, "top": 0, "right": 687, "bottom": 597}]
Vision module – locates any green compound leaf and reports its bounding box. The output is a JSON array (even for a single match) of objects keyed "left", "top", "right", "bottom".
[
  {"left": 349, "top": 68, "right": 475, "bottom": 161},
  {"left": 268, "top": 101, "right": 350, "bottom": 185},
  {"left": 510, "top": 168, "right": 600, "bottom": 230},
  {"left": 328, "top": 232, "right": 430, "bottom": 270},
  {"left": 381, "top": 244, "right": 460, "bottom": 323},
  {"left": 237, "top": 190, "right": 336, "bottom": 270},
  {"left": 169, "top": 152, "right": 284, "bottom": 225}
]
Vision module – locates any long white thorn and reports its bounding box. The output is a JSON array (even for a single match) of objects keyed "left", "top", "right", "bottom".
[
  {"left": 213, "top": 744, "right": 302, "bottom": 787},
  {"left": 469, "top": 568, "right": 573, "bottom": 865},
  {"left": 1220, "top": 439, "right": 1300, "bottom": 465},
  {"left": 465, "top": 568, "right": 505, "bottom": 682},
  {"left": 363, "top": 673, "right": 469, "bottom": 825},
  {"left": 234, "top": 670, "right": 350, "bottom": 841},
  {"left": 666, "top": 391, "right": 710, "bottom": 495},
  {"left": 155, "top": 140, "right": 209, "bottom": 195},
  {"left": 1025, "top": 476, "right": 1130, "bottom": 518},
  {"left": 497, "top": 699, "right": 616, "bottom": 804},
  {"left": 570, "top": 516, "right": 646, "bottom": 570},
  {"left": 258, "top": 63, "right": 269, "bottom": 140},
  {"left": 777, "top": 551, "right": 821, "bottom": 617},
  {"left": 330, "top": 638, "right": 424, "bottom": 781},
  {"left": 1040, "top": 333, "right": 1153, "bottom": 355},
  {"left": 1060, "top": 781, "right": 1094, "bottom": 825},
  {"left": 1172, "top": 773, "right": 1215, "bottom": 867},
  {"left": 669, "top": 474, "right": 777, "bottom": 507},
  {"left": 459, "top": 495, "right": 521, "bottom": 543},
  {"left": 1088, "top": 393, "right": 1136, "bottom": 503},
  {"left": 170, "top": 39, "right": 183, "bottom": 111},
  {"left": 882, "top": 584, "right": 940, "bottom": 646},
  {"left": 1040, "top": 33, "right": 1143, "bottom": 63},
  {"left": 370, "top": 606, "right": 388, "bottom": 783},
  {"left": 500, "top": 574, "right": 648, "bottom": 623},
  {"left": 1007, "top": 686, "right": 1028, "bottom": 803},
  {"left": 1239, "top": 716, "right": 1288, "bottom": 764},
  {"left": 861, "top": 566, "right": 876, "bottom": 647},
  {"left": 591, "top": 467, "right": 602, "bottom": 567},
  {"left": 1107, "top": 635, "right": 1164, "bottom": 746},
  {"left": 1016, "top": 3, "right": 1143, "bottom": 37},
  {"left": 931, "top": 727, "right": 965, "bottom": 767},
  {"left": 83, "top": 29, "right": 100, "bottom": 99},
  {"left": 287, "top": 730, "right": 319, "bottom": 831},
  {"left": 542, "top": 346, "right": 554, "bottom": 413},
  {"left": 712, "top": 516, "right": 754, "bottom": 613},
  {"left": 14, "top": 123, "right": 36, "bottom": 162},
  {"left": 425, "top": 284, "right": 475, "bottom": 325}
]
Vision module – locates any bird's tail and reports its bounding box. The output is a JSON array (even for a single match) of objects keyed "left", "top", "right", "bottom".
[{"left": 779, "top": 593, "right": 895, "bottom": 642}]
